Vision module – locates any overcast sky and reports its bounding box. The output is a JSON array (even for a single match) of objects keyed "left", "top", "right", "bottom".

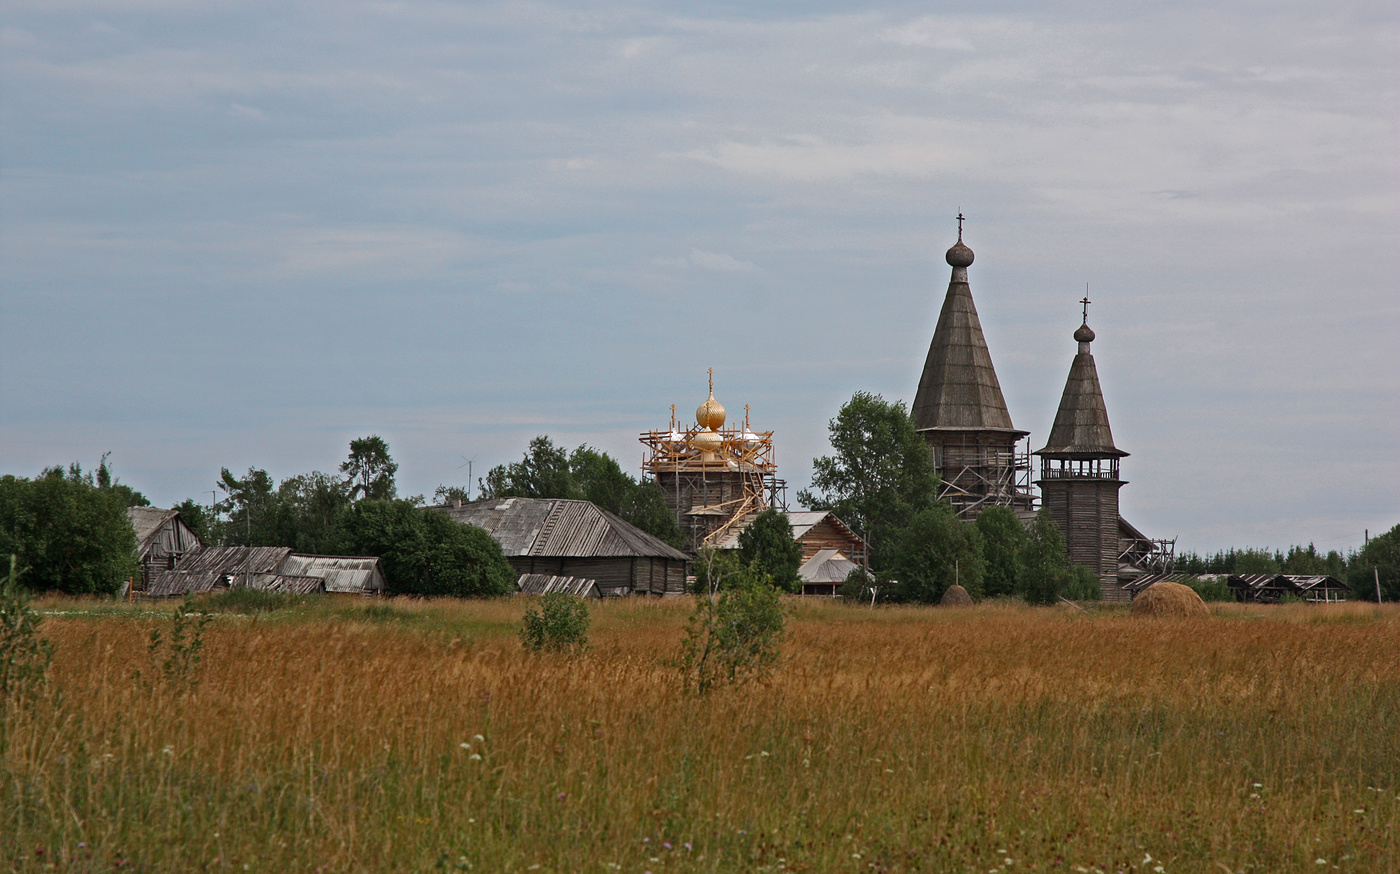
[{"left": 2, "top": 1, "right": 1396, "bottom": 555}]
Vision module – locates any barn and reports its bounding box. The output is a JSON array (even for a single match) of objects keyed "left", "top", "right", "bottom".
[
  {"left": 435, "top": 497, "right": 689, "bottom": 596},
  {"left": 127, "top": 507, "right": 203, "bottom": 592},
  {"left": 148, "top": 547, "right": 386, "bottom": 598}
]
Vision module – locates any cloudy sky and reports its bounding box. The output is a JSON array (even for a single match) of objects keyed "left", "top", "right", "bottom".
[{"left": 2, "top": 0, "right": 1396, "bottom": 555}]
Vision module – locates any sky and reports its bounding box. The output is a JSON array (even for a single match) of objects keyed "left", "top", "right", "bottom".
[{"left": 2, "top": 0, "right": 1397, "bottom": 556}]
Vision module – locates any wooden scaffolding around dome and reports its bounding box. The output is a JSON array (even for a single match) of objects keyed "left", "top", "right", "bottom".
[{"left": 640, "top": 380, "right": 781, "bottom": 552}]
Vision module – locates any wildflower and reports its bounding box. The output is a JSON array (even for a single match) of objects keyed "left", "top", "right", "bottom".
[
  {"left": 684, "top": 843, "right": 692, "bottom": 851},
  {"left": 1315, "top": 860, "right": 1326, "bottom": 865},
  {"left": 663, "top": 842, "right": 672, "bottom": 850},
  {"left": 473, "top": 734, "right": 485, "bottom": 742},
  {"left": 469, "top": 753, "right": 482, "bottom": 761},
  {"left": 460, "top": 743, "right": 471, "bottom": 750},
  {"left": 162, "top": 745, "right": 174, "bottom": 756},
  {"left": 1143, "top": 855, "right": 1152, "bottom": 864}
]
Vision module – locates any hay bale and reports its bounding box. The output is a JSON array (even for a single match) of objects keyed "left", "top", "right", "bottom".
[
  {"left": 939, "top": 584, "right": 973, "bottom": 606},
  {"left": 1129, "top": 581, "right": 1208, "bottom": 618}
]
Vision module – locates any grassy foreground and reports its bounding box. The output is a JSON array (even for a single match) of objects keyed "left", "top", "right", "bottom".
[{"left": 3, "top": 597, "right": 1398, "bottom": 872}]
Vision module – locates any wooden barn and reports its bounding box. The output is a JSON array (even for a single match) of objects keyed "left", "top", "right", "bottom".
[
  {"left": 1228, "top": 573, "right": 1350, "bottom": 603},
  {"left": 127, "top": 507, "right": 202, "bottom": 592},
  {"left": 712, "top": 509, "right": 868, "bottom": 595},
  {"left": 435, "top": 497, "right": 690, "bottom": 596}
]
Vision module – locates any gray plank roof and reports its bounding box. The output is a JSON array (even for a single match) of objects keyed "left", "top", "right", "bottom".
[
  {"left": 1037, "top": 328, "right": 1127, "bottom": 457},
  {"left": 280, "top": 554, "right": 387, "bottom": 594},
  {"left": 127, "top": 507, "right": 181, "bottom": 554},
  {"left": 148, "top": 546, "right": 293, "bottom": 597},
  {"left": 711, "top": 510, "right": 866, "bottom": 551},
  {"left": 433, "top": 498, "right": 688, "bottom": 560},
  {"left": 516, "top": 574, "right": 601, "bottom": 597},
  {"left": 911, "top": 238, "right": 1024, "bottom": 434}
]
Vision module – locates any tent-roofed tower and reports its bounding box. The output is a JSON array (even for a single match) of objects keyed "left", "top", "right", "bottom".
[
  {"left": 1035, "top": 300, "right": 1128, "bottom": 599},
  {"left": 912, "top": 216, "right": 1032, "bottom": 518}
]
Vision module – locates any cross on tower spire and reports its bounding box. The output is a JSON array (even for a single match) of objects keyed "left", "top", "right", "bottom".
[
  {"left": 1080, "top": 291, "right": 1091, "bottom": 324},
  {"left": 956, "top": 210, "right": 965, "bottom": 240}
]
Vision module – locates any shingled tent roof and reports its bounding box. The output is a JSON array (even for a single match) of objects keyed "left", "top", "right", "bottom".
[
  {"left": 1037, "top": 320, "right": 1127, "bottom": 457},
  {"left": 434, "top": 498, "right": 688, "bottom": 560},
  {"left": 911, "top": 232, "right": 1025, "bottom": 435}
]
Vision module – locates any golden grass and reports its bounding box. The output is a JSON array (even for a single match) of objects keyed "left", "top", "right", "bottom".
[{"left": 4, "top": 597, "right": 1398, "bottom": 872}]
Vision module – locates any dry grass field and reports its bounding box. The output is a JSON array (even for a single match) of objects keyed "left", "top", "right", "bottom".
[{"left": 3, "top": 597, "right": 1398, "bottom": 872}]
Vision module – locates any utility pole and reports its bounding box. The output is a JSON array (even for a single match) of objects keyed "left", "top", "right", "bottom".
[{"left": 1377, "top": 568, "right": 1383, "bottom": 604}]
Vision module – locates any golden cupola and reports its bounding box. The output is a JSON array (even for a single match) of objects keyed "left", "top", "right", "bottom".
[{"left": 691, "top": 369, "right": 726, "bottom": 458}]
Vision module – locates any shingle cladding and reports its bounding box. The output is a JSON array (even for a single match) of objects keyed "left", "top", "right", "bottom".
[
  {"left": 912, "top": 270, "right": 1022, "bottom": 434},
  {"left": 1037, "top": 349, "right": 1126, "bottom": 457}
]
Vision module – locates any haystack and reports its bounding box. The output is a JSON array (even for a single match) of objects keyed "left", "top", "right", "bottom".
[
  {"left": 939, "top": 584, "right": 973, "bottom": 607},
  {"left": 1129, "top": 581, "right": 1208, "bottom": 618}
]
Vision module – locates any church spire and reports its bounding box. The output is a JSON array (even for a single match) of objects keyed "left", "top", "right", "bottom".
[
  {"left": 911, "top": 217, "right": 1022, "bottom": 434},
  {"left": 1038, "top": 299, "right": 1126, "bottom": 458}
]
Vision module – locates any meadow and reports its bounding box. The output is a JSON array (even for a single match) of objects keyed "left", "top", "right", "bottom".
[{"left": 3, "top": 596, "right": 1398, "bottom": 872}]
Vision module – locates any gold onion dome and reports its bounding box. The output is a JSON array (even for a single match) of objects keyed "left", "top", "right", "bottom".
[
  {"left": 691, "top": 428, "right": 723, "bottom": 453},
  {"left": 695, "top": 390, "right": 726, "bottom": 431}
]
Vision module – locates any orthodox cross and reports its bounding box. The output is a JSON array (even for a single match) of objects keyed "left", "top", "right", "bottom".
[
  {"left": 707, "top": 367, "right": 714, "bottom": 394},
  {"left": 1080, "top": 293, "right": 1092, "bottom": 324},
  {"left": 956, "top": 211, "right": 965, "bottom": 238}
]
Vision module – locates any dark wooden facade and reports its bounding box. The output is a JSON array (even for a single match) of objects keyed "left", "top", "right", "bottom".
[
  {"left": 128, "top": 507, "right": 202, "bottom": 592},
  {"left": 654, "top": 467, "right": 768, "bottom": 553},
  {"left": 1036, "top": 316, "right": 1131, "bottom": 600}
]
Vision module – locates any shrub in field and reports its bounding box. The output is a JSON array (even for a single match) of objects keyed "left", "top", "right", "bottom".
[
  {"left": 1182, "top": 574, "right": 1233, "bottom": 602},
  {"left": 681, "top": 558, "right": 785, "bottom": 692},
  {"left": 138, "top": 596, "right": 211, "bottom": 691},
  {"left": 519, "top": 593, "right": 591, "bottom": 653},
  {"left": 0, "top": 555, "right": 52, "bottom": 708},
  {"left": 1064, "top": 565, "right": 1102, "bottom": 601}
]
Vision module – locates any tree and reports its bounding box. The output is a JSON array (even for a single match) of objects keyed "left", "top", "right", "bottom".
[
  {"left": 276, "top": 471, "right": 351, "bottom": 554},
  {"left": 976, "top": 505, "right": 1026, "bottom": 598},
  {"left": 0, "top": 470, "right": 139, "bottom": 595},
  {"left": 797, "top": 392, "right": 938, "bottom": 571},
  {"left": 173, "top": 498, "right": 214, "bottom": 544},
  {"left": 480, "top": 436, "right": 576, "bottom": 501},
  {"left": 338, "top": 500, "right": 515, "bottom": 597},
  {"left": 93, "top": 453, "right": 150, "bottom": 508},
  {"left": 216, "top": 467, "right": 282, "bottom": 547},
  {"left": 887, "top": 504, "right": 985, "bottom": 603},
  {"left": 342, "top": 435, "right": 398, "bottom": 501},
  {"left": 738, "top": 509, "right": 803, "bottom": 593},
  {"left": 680, "top": 550, "right": 786, "bottom": 693},
  {"left": 1018, "top": 508, "right": 1073, "bottom": 605},
  {"left": 1349, "top": 524, "right": 1400, "bottom": 602}
]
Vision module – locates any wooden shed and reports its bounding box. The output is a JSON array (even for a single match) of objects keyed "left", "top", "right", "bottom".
[
  {"left": 278, "top": 554, "right": 387, "bottom": 595},
  {"left": 1284, "top": 575, "right": 1350, "bottom": 603},
  {"left": 148, "top": 548, "right": 385, "bottom": 598},
  {"left": 127, "top": 507, "right": 202, "bottom": 592},
  {"left": 435, "top": 497, "right": 689, "bottom": 597}
]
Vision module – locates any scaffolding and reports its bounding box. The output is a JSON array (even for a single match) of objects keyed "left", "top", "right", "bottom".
[
  {"left": 927, "top": 432, "right": 1036, "bottom": 519},
  {"left": 640, "top": 381, "right": 780, "bottom": 552}
]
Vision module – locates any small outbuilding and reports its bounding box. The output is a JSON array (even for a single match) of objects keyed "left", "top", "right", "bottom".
[
  {"left": 149, "top": 547, "right": 386, "bottom": 598},
  {"left": 711, "top": 509, "right": 869, "bottom": 595},
  {"left": 435, "top": 497, "right": 689, "bottom": 596},
  {"left": 516, "top": 574, "right": 602, "bottom": 598},
  {"left": 127, "top": 507, "right": 203, "bottom": 592}
]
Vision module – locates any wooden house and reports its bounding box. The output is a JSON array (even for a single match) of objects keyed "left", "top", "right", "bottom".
[
  {"left": 711, "top": 509, "right": 868, "bottom": 595},
  {"left": 127, "top": 507, "right": 202, "bottom": 592},
  {"left": 435, "top": 497, "right": 689, "bottom": 596}
]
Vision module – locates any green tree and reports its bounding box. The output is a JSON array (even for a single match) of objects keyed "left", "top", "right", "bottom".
[
  {"left": 1064, "top": 565, "right": 1103, "bottom": 601},
  {"left": 338, "top": 500, "right": 515, "bottom": 597},
  {"left": 1349, "top": 524, "right": 1400, "bottom": 602},
  {"left": 276, "top": 471, "right": 350, "bottom": 554},
  {"left": 1018, "top": 508, "right": 1072, "bottom": 605},
  {"left": 519, "top": 593, "right": 590, "bottom": 653},
  {"left": 797, "top": 392, "right": 939, "bottom": 571},
  {"left": 887, "top": 504, "right": 985, "bottom": 603},
  {"left": 976, "top": 505, "right": 1026, "bottom": 598},
  {"left": 681, "top": 551, "right": 786, "bottom": 693},
  {"left": 0, "top": 470, "right": 139, "bottom": 595},
  {"left": 480, "top": 436, "right": 577, "bottom": 501},
  {"left": 622, "top": 481, "right": 685, "bottom": 549},
  {"left": 216, "top": 467, "right": 282, "bottom": 546},
  {"left": 173, "top": 498, "right": 214, "bottom": 544},
  {"left": 342, "top": 435, "right": 399, "bottom": 501},
  {"left": 738, "top": 509, "right": 803, "bottom": 593}
]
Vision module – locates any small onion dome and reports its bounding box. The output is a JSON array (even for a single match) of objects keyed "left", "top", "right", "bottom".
[
  {"left": 1074, "top": 323, "right": 1096, "bottom": 343},
  {"left": 696, "top": 391, "right": 726, "bottom": 430},
  {"left": 666, "top": 429, "right": 685, "bottom": 445},
  {"left": 740, "top": 429, "right": 760, "bottom": 445},
  {"left": 946, "top": 238, "right": 974, "bottom": 268},
  {"left": 691, "top": 428, "right": 723, "bottom": 454}
]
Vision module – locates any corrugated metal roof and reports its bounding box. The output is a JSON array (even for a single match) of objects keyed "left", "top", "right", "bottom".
[
  {"left": 281, "top": 554, "right": 387, "bottom": 594},
  {"left": 911, "top": 249, "right": 1024, "bottom": 435},
  {"left": 517, "top": 574, "right": 601, "bottom": 597},
  {"left": 434, "top": 498, "right": 688, "bottom": 560},
  {"left": 1037, "top": 337, "right": 1126, "bottom": 457}
]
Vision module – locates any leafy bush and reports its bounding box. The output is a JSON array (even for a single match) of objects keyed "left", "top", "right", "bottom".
[
  {"left": 737, "top": 509, "right": 803, "bottom": 592},
  {"left": 1064, "top": 565, "right": 1102, "bottom": 601},
  {"left": 887, "top": 503, "right": 985, "bottom": 602},
  {"left": 1182, "top": 575, "right": 1233, "bottom": 602},
  {"left": 680, "top": 558, "right": 786, "bottom": 693},
  {"left": 519, "top": 593, "right": 590, "bottom": 652},
  {"left": 138, "top": 596, "right": 211, "bottom": 692},
  {"left": 0, "top": 470, "right": 138, "bottom": 595},
  {"left": 339, "top": 500, "right": 515, "bottom": 597}
]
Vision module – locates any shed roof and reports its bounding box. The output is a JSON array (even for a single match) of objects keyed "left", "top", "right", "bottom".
[
  {"left": 798, "top": 549, "right": 862, "bottom": 585},
  {"left": 1037, "top": 327, "right": 1126, "bottom": 457},
  {"left": 911, "top": 243, "right": 1024, "bottom": 435},
  {"left": 148, "top": 546, "right": 293, "bottom": 597},
  {"left": 434, "top": 498, "right": 688, "bottom": 560},
  {"left": 280, "top": 554, "right": 387, "bottom": 594}
]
